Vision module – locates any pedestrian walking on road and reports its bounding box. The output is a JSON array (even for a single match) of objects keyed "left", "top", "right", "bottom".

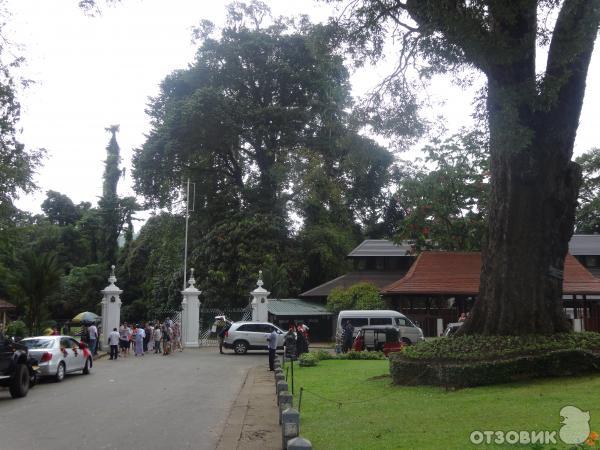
[
  {"left": 267, "top": 327, "right": 278, "bottom": 371},
  {"left": 108, "top": 328, "right": 120, "bottom": 360}
]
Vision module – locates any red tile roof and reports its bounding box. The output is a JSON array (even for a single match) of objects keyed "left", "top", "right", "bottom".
[{"left": 382, "top": 252, "right": 600, "bottom": 295}]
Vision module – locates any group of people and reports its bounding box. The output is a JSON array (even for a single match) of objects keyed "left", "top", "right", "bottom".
[
  {"left": 105, "top": 320, "right": 182, "bottom": 360},
  {"left": 336, "top": 320, "right": 355, "bottom": 354}
]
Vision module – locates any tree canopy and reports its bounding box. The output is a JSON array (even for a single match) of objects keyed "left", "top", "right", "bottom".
[
  {"left": 331, "top": 0, "right": 600, "bottom": 335},
  {"left": 133, "top": 3, "right": 396, "bottom": 305}
]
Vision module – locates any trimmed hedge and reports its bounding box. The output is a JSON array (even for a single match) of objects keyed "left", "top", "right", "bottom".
[
  {"left": 390, "top": 332, "right": 600, "bottom": 388},
  {"left": 298, "top": 350, "right": 387, "bottom": 367},
  {"left": 390, "top": 349, "right": 600, "bottom": 388},
  {"left": 402, "top": 332, "right": 600, "bottom": 362}
]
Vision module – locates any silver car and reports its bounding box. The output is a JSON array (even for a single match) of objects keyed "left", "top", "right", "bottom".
[
  {"left": 222, "top": 322, "right": 286, "bottom": 354},
  {"left": 20, "top": 336, "right": 93, "bottom": 382}
]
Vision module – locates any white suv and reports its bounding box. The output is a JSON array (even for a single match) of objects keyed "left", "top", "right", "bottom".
[{"left": 223, "top": 322, "right": 286, "bottom": 354}]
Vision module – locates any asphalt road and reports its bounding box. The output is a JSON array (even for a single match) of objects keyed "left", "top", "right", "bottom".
[{"left": 0, "top": 348, "right": 269, "bottom": 450}]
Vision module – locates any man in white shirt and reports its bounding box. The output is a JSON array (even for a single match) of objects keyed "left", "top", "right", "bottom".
[
  {"left": 88, "top": 324, "right": 98, "bottom": 355},
  {"left": 108, "top": 328, "right": 120, "bottom": 360}
]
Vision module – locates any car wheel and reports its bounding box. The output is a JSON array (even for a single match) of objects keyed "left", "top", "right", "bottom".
[
  {"left": 9, "top": 364, "right": 30, "bottom": 398},
  {"left": 82, "top": 357, "right": 91, "bottom": 375},
  {"left": 401, "top": 337, "right": 412, "bottom": 345},
  {"left": 233, "top": 340, "right": 248, "bottom": 355},
  {"left": 55, "top": 362, "right": 66, "bottom": 382}
]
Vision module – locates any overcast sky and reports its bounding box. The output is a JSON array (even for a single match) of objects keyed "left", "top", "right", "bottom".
[{"left": 5, "top": 0, "right": 600, "bottom": 216}]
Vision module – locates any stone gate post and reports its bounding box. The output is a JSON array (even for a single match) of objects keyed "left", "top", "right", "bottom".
[
  {"left": 181, "top": 268, "right": 201, "bottom": 348},
  {"left": 100, "top": 265, "right": 122, "bottom": 350},
  {"left": 251, "top": 270, "right": 270, "bottom": 322}
]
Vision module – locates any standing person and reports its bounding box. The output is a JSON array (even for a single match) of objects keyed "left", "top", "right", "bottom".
[
  {"left": 143, "top": 323, "right": 151, "bottom": 352},
  {"left": 134, "top": 325, "right": 145, "bottom": 356},
  {"left": 108, "top": 328, "right": 120, "bottom": 360},
  {"left": 162, "top": 322, "right": 171, "bottom": 355},
  {"left": 173, "top": 321, "right": 182, "bottom": 352},
  {"left": 88, "top": 322, "right": 98, "bottom": 355},
  {"left": 51, "top": 327, "right": 60, "bottom": 336},
  {"left": 342, "top": 321, "right": 354, "bottom": 353},
  {"left": 267, "top": 326, "right": 278, "bottom": 371},
  {"left": 119, "top": 324, "right": 129, "bottom": 357},
  {"left": 296, "top": 324, "right": 308, "bottom": 356},
  {"left": 298, "top": 322, "right": 310, "bottom": 343},
  {"left": 217, "top": 318, "right": 231, "bottom": 354},
  {"left": 153, "top": 324, "right": 162, "bottom": 354},
  {"left": 126, "top": 323, "right": 133, "bottom": 355},
  {"left": 335, "top": 327, "right": 343, "bottom": 354},
  {"left": 148, "top": 323, "right": 155, "bottom": 353}
]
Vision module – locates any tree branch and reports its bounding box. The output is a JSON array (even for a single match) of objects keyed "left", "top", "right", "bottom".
[
  {"left": 540, "top": 0, "right": 600, "bottom": 157},
  {"left": 404, "top": 0, "right": 493, "bottom": 71}
]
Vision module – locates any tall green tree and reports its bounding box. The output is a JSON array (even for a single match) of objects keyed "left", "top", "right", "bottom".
[
  {"left": 41, "top": 190, "right": 82, "bottom": 226},
  {"left": 133, "top": 2, "right": 393, "bottom": 305},
  {"left": 333, "top": 0, "right": 600, "bottom": 335},
  {"left": 13, "top": 252, "right": 62, "bottom": 334},
  {"left": 395, "top": 131, "right": 489, "bottom": 252},
  {"left": 98, "top": 125, "right": 122, "bottom": 266}
]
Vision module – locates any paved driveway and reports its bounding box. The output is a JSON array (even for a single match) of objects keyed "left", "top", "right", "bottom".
[{"left": 0, "top": 348, "right": 268, "bottom": 450}]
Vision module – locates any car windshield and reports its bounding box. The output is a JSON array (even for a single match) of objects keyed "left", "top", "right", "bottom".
[{"left": 21, "top": 338, "right": 55, "bottom": 349}]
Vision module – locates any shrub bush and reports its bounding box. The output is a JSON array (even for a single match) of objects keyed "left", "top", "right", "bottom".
[
  {"left": 338, "top": 350, "right": 386, "bottom": 360},
  {"left": 299, "top": 352, "right": 319, "bottom": 367},
  {"left": 402, "top": 332, "right": 600, "bottom": 362},
  {"left": 314, "top": 349, "right": 334, "bottom": 360},
  {"left": 391, "top": 332, "right": 600, "bottom": 387},
  {"left": 6, "top": 320, "right": 27, "bottom": 338}
]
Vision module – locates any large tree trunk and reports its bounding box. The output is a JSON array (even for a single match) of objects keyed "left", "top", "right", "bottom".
[{"left": 460, "top": 0, "right": 600, "bottom": 335}]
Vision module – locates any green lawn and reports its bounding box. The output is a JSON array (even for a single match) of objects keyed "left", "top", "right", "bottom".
[{"left": 288, "top": 360, "right": 600, "bottom": 449}]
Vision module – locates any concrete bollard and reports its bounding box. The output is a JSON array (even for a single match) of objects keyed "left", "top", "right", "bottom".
[
  {"left": 287, "top": 436, "right": 312, "bottom": 450},
  {"left": 281, "top": 407, "right": 300, "bottom": 449},
  {"left": 275, "top": 372, "right": 285, "bottom": 386},
  {"left": 276, "top": 380, "right": 288, "bottom": 398},
  {"left": 278, "top": 390, "right": 293, "bottom": 424},
  {"left": 274, "top": 368, "right": 284, "bottom": 378}
]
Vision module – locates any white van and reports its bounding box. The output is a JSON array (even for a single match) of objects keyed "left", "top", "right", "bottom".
[{"left": 337, "top": 310, "right": 424, "bottom": 344}]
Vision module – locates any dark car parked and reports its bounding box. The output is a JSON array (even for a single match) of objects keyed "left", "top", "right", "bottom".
[{"left": 0, "top": 332, "right": 38, "bottom": 398}]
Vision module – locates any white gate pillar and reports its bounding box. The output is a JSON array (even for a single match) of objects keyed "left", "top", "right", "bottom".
[
  {"left": 251, "top": 270, "right": 270, "bottom": 322},
  {"left": 100, "top": 265, "right": 122, "bottom": 351},
  {"left": 181, "top": 268, "right": 201, "bottom": 348}
]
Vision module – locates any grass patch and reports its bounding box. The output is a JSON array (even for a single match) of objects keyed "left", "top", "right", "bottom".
[{"left": 291, "top": 360, "right": 600, "bottom": 449}]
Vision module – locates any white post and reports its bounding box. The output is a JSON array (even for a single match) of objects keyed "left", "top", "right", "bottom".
[
  {"left": 250, "top": 270, "right": 270, "bottom": 322},
  {"left": 436, "top": 318, "right": 444, "bottom": 336},
  {"left": 573, "top": 318, "right": 583, "bottom": 332},
  {"left": 181, "top": 268, "right": 201, "bottom": 348},
  {"left": 100, "top": 265, "right": 122, "bottom": 351}
]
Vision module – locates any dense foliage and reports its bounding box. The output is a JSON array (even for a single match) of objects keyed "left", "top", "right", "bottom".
[
  {"left": 132, "top": 4, "right": 396, "bottom": 305},
  {"left": 326, "top": 282, "right": 384, "bottom": 313},
  {"left": 402, "top": 332, "right": 600, "bottom": 361}
]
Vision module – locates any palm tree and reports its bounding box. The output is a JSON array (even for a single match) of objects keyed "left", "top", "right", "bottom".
[{"left": 14, "top": 251, "right": 61, "bottom": 335}]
